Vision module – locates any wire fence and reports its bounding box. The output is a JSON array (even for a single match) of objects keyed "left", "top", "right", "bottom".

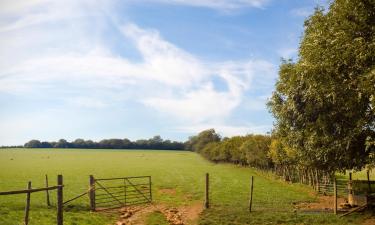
[{"left": 317, "top": 179, "right": 348, "bottom": 197}]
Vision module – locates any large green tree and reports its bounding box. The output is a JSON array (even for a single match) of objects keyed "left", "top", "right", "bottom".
[
  {"left": 185, "top": 129, "right": 221, "bottom": 152},
  {"left": 268, "top": 0, "right": 375, "bottom": 172}
]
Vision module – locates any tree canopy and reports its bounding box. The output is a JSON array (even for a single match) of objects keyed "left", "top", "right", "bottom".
[
  {"left": 268, "top": 0, "right": 375, "bottom": 172},
  {"left": 24, "top": 136, "right": 185, "bottom": 150}
]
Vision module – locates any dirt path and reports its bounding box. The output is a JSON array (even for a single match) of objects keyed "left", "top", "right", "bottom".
[
  {"left": 295, "top": 194, "right": 368, "bottom": 213},
  {"left": 295, "top": 195, "right": 347, "bottom": 211},
  {"left": 113, "top": 202, "right": 203, "bottom": 225},
  {"left": 362, "top": 218, "right": 375, "bottom": 225}
]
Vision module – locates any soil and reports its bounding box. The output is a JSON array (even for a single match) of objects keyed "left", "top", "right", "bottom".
[
  {"left": 295, "top": 195, "right": 347, "bottom": 211},
  {"left": 295, "top": 194, "right": 367, "bottom": 212},
  {"left": 112, "top": 202, "right": 203, "bottom": 225},
  {"left": 362, "top": 218, "right": 375, "bottom": 225},
  {"left": 159, "top": 188, "right": 177, "bottom": 195}
]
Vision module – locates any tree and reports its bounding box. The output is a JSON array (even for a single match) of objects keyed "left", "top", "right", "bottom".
[
  {"left": 222, "top": 136, "right": 245, "bottom": 164},
  {"left": 24, "top": 140, "right": 42, "bottom": 148},
  {"left": 73, "top": 138, "right": 86, "bottom": 148},
  {"left": 40, "top": 141, "right": 53, "bottom": 148},
  {"left": 54, "top": 139, "right": 70, "bottom": 148},
  {"left": 22, "top": 136, "right": 186, "bottom": 150},
  {"left": 185, "top": 129, "right": 221, "bottom": 152},
  {"left": 268, "top": 0, "right": 375, "bottom": 172},
  {"left": 84, "top": 140, "right": 96, "bottom": 148},
  {"left": 241, "top": 135, "right": 272, "bottom": 169},
  {"left": 122, "top": 138, "right": 132, "bottom": 149}
]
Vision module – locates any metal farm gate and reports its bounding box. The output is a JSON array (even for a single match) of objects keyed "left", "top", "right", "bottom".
[{"left": 89, "top": 176, "right": 152, "bottom": 211}]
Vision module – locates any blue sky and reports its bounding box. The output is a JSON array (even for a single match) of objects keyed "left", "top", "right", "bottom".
[{"left": 0, "top": 0, "right": 329, "bottom": 145}]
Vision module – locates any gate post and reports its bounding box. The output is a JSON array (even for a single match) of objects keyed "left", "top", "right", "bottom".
[
  {"left": 89, "top": 175, "right": 96, "bottom": 211},
  {"left": 367, "top": 170, "right": 372, "bottom": 193},
  {"left": 57, "top": 175, "right": 63, "bottom": 225},
  {"left": 24, "top": 181, "right": 31, "bottom": 225},
  {"left": 334, "top": 178, "right": 337, "bottom": 215},
  {"left": 148, "top": 176, "right": 152, "bottom": 202},
  {"left": 348, "top": 172, "right": 354, "bottom": 206}
]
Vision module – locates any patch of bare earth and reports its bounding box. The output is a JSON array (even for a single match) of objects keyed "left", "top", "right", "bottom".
[
  {"left": 295, "top": 194, "right": 368, "bottom": 212},
  {"left": 362, "top": 218, "right": 375, "bottom": 225},
  {"left": 113, "top": 202, "right": 203, "bottom": 225},
  {"left": 294, "top": 195, "right": 347, "bottom": 211},
  {"left": 159, "top": 188, "right": 177, "bottom": 195}
]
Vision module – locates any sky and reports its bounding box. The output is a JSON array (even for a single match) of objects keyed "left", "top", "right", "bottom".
[{"left": 0, "top": 0, "right": 330, "bottom": 145}]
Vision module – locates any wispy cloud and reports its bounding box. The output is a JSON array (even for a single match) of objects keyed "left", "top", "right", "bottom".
[
  {"left": 175, "top": 123, "right": 271, "bottom": 138},
  {"left": 66, "top": 97, "right": 108, "bottom": 109},
  {"left": 0, "top": 0, "right": 276, "bottom": 144},
  {"left": 0, "top": 20, "right": 275, "bottom": 122},
  {"left": 127, "top": 24, "right": 276, "bottom": 122},
  {"left": 277, "top": 47, "right": 298, "bottom": 59},
  {"left": 290, "top": 7, "right": 312, "bottom": 17},
  {"left": 131, "top": 0, "right": 270, "bottom": 10}
]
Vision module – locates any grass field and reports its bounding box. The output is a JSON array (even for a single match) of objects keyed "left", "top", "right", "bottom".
[
  {"left": 0, "top": 149, "right": 366, "bottom": 225},
  {"left": 337, "top": 170, "right": 375, "bottom": 181}
]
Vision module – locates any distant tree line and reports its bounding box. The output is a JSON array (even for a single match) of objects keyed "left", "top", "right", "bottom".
[
  {"left": 185, "top": 129, "right": 273, "bottom": 170},
  {"left": 185, "top": 129, "right": 334, "bottom": 187},
  {"left": 23, "top": 135, "right": 185, "bottom": 150},
  {"left": 0, "top": 145, "right": 23, "bottom": 149}
]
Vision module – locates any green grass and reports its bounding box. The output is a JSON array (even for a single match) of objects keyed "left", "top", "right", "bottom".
[
  {"left": 0, "top": 149, "right": 366, "bottom": 225},
  {"left": 336, "top": 169, "right": 375, "bottom": 195},
  {"left": 337, "top": 169, "right": 375, "bottom": 181}
]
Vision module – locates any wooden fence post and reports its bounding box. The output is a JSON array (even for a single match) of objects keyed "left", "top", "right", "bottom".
[
  {"left": 89, "top": 175, "right": 96, "bottom": 211},
  {"left": 45, "top": 175, "right": 51, "bottom": 207},
  {"left": 149, "top": 176, "right": 152, "bottom": 202},
  {"left": 249, "top": 176, "right": 254, "bottom": 212},
  {"left": 316, "top": 170, "right": 320, "bottom": 193},
  {"left": 367, "top": 170, "right": 372, "bottom": 193},
  {"left": 205, "top": 173, "right": 209, "bottom": 209},
  {"left": 24, "top": 181, "right": 31, "bottom": 225},
  {"left": 348, "top": 172, "right": 355, "bottom": 206},
  {"left": 334, "top": 178, "right": 337, "bottom": 215},
  {"left": 57, "top": 175, "right": 63, "bottom": 225},
  {"left": 124, "top": 179, "right": 126, "bottom": 207}
]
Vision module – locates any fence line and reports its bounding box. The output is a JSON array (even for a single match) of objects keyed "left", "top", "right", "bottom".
[
  {"left": 0, "top": 175, "right": 64, "bottom": 225},
  {"left": 1, "top": 171, "right": 371, "bottom": 224},
  {"left": 0, "top": 185, "right": 62, "bottom": 195}
]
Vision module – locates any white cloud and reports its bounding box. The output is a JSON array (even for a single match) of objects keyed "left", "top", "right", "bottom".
[
  {"left": 142, "top": 58, "right": 275, "bottom": 123},
  {"left": 0, "top": 1, "right": 100, "bottom": 32},
  {"left": 122, "top": 24, "right": 208, "bottom": 87},
  {"left": 176, "top": 123, "right": 271, "bottom": 138},
  {"left": 277, "top": 47, "right": 298, "bottom": 59},
  {"left": 0, "top": 0, "right": 276, "bottom": 143},
  {"left": 290, "top": 7, "right": 312, "bottom": 17},
  {"left": 1, "top": 22, "right": 275, "bottom": 123},
  {"left": 244, "top": 95, "right": 270, "bottom": 111},
  {"left": 66, "top": 97, "right": 108, "bottom": 109},
  {"left": 130, "top": 0, "right": 270, "bottom": 10}
]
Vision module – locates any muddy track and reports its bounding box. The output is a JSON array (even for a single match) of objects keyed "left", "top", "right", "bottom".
[{"left": 114, "top": 202, "right": 203, "bottom": 225}]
